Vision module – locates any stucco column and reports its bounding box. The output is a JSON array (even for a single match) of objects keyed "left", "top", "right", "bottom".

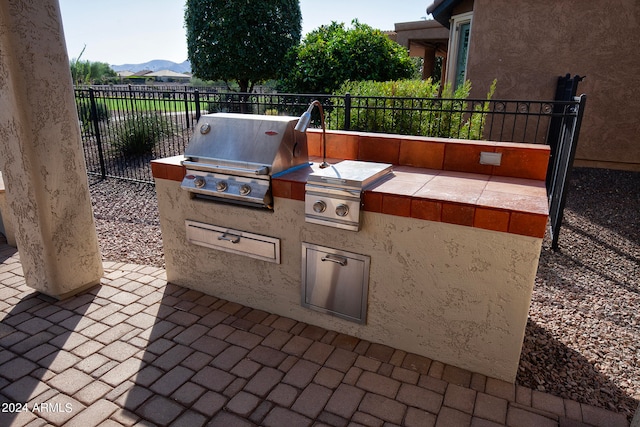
[
  {"left": 422, "top": 45, "right": 436, "bottom": 80},
  {"left": 0, "top": 0, "right": 103, "bottom": 298}
]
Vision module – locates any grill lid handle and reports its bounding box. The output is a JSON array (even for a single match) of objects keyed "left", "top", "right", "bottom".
[
  {"left": 182, "top": 160, "right": 270, "bottom": 178},
  {"left": 255, "top": 166, "right": 270, "bottom": 175}
]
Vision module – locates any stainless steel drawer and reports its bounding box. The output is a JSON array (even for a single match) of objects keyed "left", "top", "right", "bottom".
[
  {"left": 301, "top": 242, "right": 370, "bottom": 324},
  {"left": 185, "top": 220, "right": 280, "bottom": 264}
]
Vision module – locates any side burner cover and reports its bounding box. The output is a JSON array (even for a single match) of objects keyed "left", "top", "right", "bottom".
[{"left": 306, "top": 160, "right": 393, "bottom": 190}]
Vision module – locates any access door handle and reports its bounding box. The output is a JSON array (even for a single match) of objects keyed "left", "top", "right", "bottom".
[
  {"left": 218, "top": 232, "right": 240, "bottom": 244},
  {"left": 321, "top": 254, "right": 348, "bottom": 266}
]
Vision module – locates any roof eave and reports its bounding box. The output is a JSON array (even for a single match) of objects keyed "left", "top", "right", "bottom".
[{"left": 427, "top": 0, "right": 462, "bottom": 29}]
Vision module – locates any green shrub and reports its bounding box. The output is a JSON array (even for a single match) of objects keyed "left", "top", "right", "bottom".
[
  {"left": 206, "top": 101, "right": 220, "bottom": 114},
  {"left": 279, "top": 21, "right": 415, "bottom": 94},
  {"left": 331, "top": 79, "right": 496, "bottom": 140},
  {"left": 77, "top": 98, "right": 110, "bottom": 124},
  {"left": 206, "top": 94, "right": 245, "bottom": 113},
  {"left": 112, "top": 113, "right": 173, "bottom": 157},
  {"left": 76, "top": 98, "right": 110, "bottom": 136}
]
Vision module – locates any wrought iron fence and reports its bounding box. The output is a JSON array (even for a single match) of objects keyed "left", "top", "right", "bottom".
[
  {"left": 75, "top": 85, "right": 585, "bottom": 248},
  {"left": 76, "top": 87, "right": 196, "bottom": 182},
  {"left": 76, "top": 86, "right": 582, "bottom": 182}
]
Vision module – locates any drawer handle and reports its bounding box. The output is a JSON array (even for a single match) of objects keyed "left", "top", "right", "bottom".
[
  {"left": 218, "top": 232, "right": 240, "bottom": 244},
  {"left": 321, "top": 254, "right": 348, "bottom": 266}
]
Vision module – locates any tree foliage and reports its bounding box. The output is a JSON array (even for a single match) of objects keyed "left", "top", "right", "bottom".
[
  {"left": 279, "top": 20, "right": 416, "bottom": 94},
  {"left": 185, "top": 0, "right": 302, "bottom": 93},
  {"left": 70, "top": 48, "right": 116, "bottom": 85}
]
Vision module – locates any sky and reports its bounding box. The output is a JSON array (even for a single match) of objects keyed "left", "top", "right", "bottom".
[{"left": 58, "top": 0, "right": 432, "bottom": 66}]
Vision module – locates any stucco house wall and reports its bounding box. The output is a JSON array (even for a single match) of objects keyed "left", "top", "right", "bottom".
[{"left": 466, "top": 0, "right": 640, "bottom": 171}]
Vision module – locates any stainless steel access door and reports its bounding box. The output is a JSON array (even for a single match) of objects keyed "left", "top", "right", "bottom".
[{"left": 301, "top": 243, "right": 370, "bottom": 324}]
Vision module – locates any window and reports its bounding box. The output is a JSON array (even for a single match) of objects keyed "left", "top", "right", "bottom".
[{"left": 446, "top": 12, "right": 473, "bottom": 89}]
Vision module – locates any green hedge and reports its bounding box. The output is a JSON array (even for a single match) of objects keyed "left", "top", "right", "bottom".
[{"left": 330, "top": 79, "right": 496, "bottom": 140}]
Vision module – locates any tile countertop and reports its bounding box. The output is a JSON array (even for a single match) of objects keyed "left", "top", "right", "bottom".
[
  {"left": 273, "top": 158, "right": 548, "bottom": 238},
  {"left": 151, "top": 129, "right": 550, "bottom": 239},
  {"left": 151, "top": 155, "right": 549, "bottom": 239}
]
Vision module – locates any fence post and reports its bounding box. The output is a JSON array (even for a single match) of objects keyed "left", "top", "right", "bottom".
[
  {"left": 194, "top": 90, "right": 201, "bottom": 122},
  {"left": 184, "top": 90, "right": 191, "bottom": 129},
  {"left": 549, "top": 94, "right": 587, "bottom": 251},
  {"left": 344, "top": 93, "right": 351, "bottom": 131},
  {"left": 546, "top": 74, "right": 585, "bottom": 188},
  {"left": 88, "top": 88, "right": 106, "bottom": 179}
]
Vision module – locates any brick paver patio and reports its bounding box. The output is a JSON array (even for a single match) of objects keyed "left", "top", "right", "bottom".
[{"left": 0, "top": 240, "right": 631, "bottom": 426}]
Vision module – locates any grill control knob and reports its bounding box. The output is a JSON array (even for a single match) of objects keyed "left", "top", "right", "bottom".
[
  {"left": 200, "top": 123, "right": 211, "bottom": 134},
  {"left": 335, "top": 204, "right": 349, "bottom": 217},
  {"left": 194, "top": 176, "right": 206, "bottom": 188},
  {"left": 216, "top": 181, "right": 228, "bottom": 192},
  {"left": 313, "top": 200, "right": 327, "bottom": 213},
  {"left": 239, "top": 184, "right": 252, "bottom": 196}
]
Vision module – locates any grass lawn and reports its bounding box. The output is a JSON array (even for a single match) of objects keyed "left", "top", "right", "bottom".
[{"left": 93, "top": 96, "right": 199, "bottom": 113}]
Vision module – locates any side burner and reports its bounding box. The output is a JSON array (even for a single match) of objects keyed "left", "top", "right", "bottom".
[{"left": 305, "top": 160, "right": 393, "bottom": 231}]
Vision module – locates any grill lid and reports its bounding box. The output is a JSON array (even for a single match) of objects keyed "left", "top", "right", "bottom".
[{"left": 184, "top": 113, "right": 308, "bottom": 175}]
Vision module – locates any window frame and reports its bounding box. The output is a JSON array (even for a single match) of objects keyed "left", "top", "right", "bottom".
[{"left": 445, "top": 11, "right": 473, "bottom": 89}]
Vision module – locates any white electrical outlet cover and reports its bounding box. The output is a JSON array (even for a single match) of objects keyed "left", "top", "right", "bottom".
[{"left": 480, "top": 152, "right": 502, "bottom": 166}]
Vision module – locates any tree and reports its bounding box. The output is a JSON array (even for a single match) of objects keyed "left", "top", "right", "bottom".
[
  {"left": 185, "top": 0, "right": 302, "bottom": 93},
  {"left": 279, "top": 20, "right": 416, "bottom": 94},
  {"left": 70, "top": 60, "right": 116, "bottom": 85},
  {"left": 70, "top": 46, "right": 117, "bottom": 85}
]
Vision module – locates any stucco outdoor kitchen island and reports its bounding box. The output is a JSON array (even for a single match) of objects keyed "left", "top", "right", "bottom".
[{"left": 151, "top": 128, "right": 550, "bottom": 382}]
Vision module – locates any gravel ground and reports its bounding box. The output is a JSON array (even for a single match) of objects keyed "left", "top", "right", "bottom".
[
  {"left": 520, "top": 168, "right": 639, "bottom": 421},
  {"left": 88, "top": 167, "right": 639, "bottom": 421},
  {"left": 89, "top": 177, "right": 164, "bottom": 268}
]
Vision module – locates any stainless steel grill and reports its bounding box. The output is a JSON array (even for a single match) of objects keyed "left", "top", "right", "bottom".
[
  {"left": 305, "top": 160, "right": 393, "bottom": 231},
  {"left": 181, "top": 113, "right": 309, "bottom": 209}
]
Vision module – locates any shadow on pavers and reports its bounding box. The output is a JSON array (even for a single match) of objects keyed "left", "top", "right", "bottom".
[{"left": 0, "top": 248, "right": 100, "bottom": 425}]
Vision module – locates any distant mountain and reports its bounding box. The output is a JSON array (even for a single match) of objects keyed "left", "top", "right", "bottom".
[{"left": 111, "top": 59, "right": 191, "bottom": 74}]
